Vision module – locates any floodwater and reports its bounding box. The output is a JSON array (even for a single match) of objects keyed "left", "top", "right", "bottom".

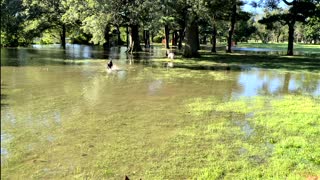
[
  {"left": 1, "top": 45, "right": 319, "bottom": 179},
  {"left": 232, "top": 47, "right": 320, "bottom": 56}
]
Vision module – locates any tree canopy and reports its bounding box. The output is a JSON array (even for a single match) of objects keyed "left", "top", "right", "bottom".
[{"left": 1, "top": 0, "right": 319, "bottom": 56}]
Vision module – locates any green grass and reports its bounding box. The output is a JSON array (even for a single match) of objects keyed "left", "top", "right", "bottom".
[
  {"left": 151, "top": 52, "right": 320, "bottom": 73},
  {"left": 2, "top": 94, "right": 319, "bottom": 179},
  {"left": 181, "top": 95, "right": 320, "bottom": 179}
]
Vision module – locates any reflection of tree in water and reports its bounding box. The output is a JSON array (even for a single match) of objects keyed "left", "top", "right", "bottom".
[
  {"left": 292, "top": 73, "right": 319, "bottom": 95},
  {"left": 260, "top": 72, "right": 320, "bottom": 95}
]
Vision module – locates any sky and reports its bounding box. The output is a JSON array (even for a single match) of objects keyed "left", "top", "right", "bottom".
[{"left": 242, "top": 0, "right": 288, "bottom": 14}]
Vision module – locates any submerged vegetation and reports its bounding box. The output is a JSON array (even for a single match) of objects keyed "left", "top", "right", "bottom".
[
  {"left": 1, "top": 48, "right": 320, "bottom": 178},
  {"left": 185, "top": 95, "right": 320, "bottom": 179}
]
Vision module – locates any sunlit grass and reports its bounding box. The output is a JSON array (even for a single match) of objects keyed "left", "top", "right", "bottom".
[{"left": 182, "top": 95, "right": 320, "bottom": 179}]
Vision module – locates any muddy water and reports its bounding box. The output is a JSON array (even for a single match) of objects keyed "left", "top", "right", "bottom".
[{"left": 1, "top": 45, "right": 319, "bottom": 179}]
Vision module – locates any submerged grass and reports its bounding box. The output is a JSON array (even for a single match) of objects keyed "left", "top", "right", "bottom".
[
  {"left": 1, "top": 46, "right": 320, "bottom": 179},
  {"left": 2, "top": 63, "right": 319, "bottom": 179},
  {"left": 181, "top": 95, "right": 320, "bottom": 179}
]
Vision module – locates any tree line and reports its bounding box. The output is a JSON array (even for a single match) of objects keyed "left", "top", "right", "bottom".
[{"left": 1, "top": 0, "right": 319, "bottom": 56}]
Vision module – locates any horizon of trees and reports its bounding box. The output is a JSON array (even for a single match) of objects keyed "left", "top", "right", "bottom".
[{"left": 1, "top": 0, "right": 319, "bottom": 56}]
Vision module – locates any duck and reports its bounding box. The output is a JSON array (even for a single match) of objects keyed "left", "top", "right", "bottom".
[{"left": 107, "top": 59, "right": 113, "bottom": 69}]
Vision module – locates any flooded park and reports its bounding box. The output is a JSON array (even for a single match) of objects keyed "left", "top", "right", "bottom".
[{"left": 1, "top": 45, "right": 319, "bottom": 179}]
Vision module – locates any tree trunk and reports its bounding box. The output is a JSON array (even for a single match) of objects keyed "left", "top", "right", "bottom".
[
  {"left": 172, "top": 31, "right": 178, "bottom": 46},
  {"left": 128, "top": 25, "right": 142, "bottom": 52},
  {"left": 276, "top": 31, "right": 281, "bottom": 43},
  {"left": 151, "top": 32, "right": 154, "bottom": 42},
  {"left": 183, "top": 18, "right": 200, "bottom": 58},
  {"left": 60, "top": 24, "right": 66, "bottom": 49},
  {"left": 126, "top": 26, "right": 129, "bottom": 48},
  {"left": 202, "top": 35, "right": 207, "bottom": 45},
  {"left": 196, "top": 25, "right": 200, "bottom": 50},
  {"left": 227, "top": 3, "right": 236, "bottom": 53},
  {"left": 144, "top": 30, "right": 150, "bottom": 48},
  {"left": 211, "top": 23, "right": 217, "bottom": 53},
  {"left": 287, "top": 21, "right": 295, "bottom": 56},
  {"left": 116, "top": 25, "right": 123, "bottom": 46},
  {"left": 165, "top": 25, "right": 170, "bottom": 49},
  {"left": 103, "top": 25, "right": 110, "bottom": 50},
  {"left": 178, "top": 29, "right": 184, "bottom": 50}
]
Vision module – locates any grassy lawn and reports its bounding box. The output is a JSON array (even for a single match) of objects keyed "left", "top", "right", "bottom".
[{"left": 151, "top": 51, "right": 320, "bottom": 73}]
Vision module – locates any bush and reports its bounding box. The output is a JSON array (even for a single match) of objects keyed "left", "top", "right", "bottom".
[{"left": 153, "top": 35, "right": 164, "bottom": 43}]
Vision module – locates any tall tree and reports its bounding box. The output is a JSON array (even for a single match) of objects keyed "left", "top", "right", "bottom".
[
  {"left": 182, "top": 0, "right": 207, "bottom": 58},
  {"left": 258, "top": 0, "right": 317, "bottom": 55},
  {"left": 226, "top": 0, "right": 246, "bottom": 53},
  {"left": 305, "top": 3, "right": 320, "bottom": 44},
  {"left": 159, "top": 0, "right": 175, "bottom": 49},
  {"left": 174, "top": 0, "right": 188, "bottom": 50},
  {"left": 23, "top": 0, "right": 69, "bottom": 49},
  {"left": 1, "top": 0, "right": 26, "bottom": 47},
  {"left": 204, "top": 0, "right": 229, "bottom": 52}
]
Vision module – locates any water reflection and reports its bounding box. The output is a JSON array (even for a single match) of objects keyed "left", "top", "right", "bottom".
[
  {"left": 232, "top": 47, "right": 320, "bottom": 56},
  {"left": 235, "top": 68, "right": 320, "bottom": 97}
]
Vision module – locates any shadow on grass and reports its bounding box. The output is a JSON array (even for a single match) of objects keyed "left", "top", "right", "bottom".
[{"left": 187, "top": 53, "right": 320, "bottom": 72}]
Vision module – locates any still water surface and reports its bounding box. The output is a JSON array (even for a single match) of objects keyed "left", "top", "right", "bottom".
[{"left": 1, "top": 45, "right": 319, "bottom": 178}]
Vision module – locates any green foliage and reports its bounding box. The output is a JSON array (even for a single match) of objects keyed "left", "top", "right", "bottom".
[
  {"left": 234, "top": 18, "right": 257, "bottom": 42},
  {"left": 305, "top": 4, "right": 320, "bottom": 43},
  {"left": 0, "top": 0, "right": 27, "bottom": 46},
  {"left": 1, "top": 0, "right": 318, "bottom": 48}
]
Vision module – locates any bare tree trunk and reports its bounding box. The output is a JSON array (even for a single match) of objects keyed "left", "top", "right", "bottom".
[
  {"left": 103, "top": 25, "right": 110, "bottom": 50},
  {"left": 126, "top": 26, "right": 129, "bottom": 48},
  {"left": 151, "top": 31, "right": 154, "bottom": 42},
  {"left": 202, "top": 35, "right": 207, "bottom": 45},
  {"left": 196, "top": 25, "right": 200, "bottom": 50},
  {"left": 165, "top": 25, "right": 170, "bottom": 49},
  {"left": 116, "top": 25, "right": 123, "bottom": 46},
  {"left": 276, "top": 31, "right": 281, "bottom": 43},
  {"left": 183, "top": 18, "right": 200, "bottom": 58},
  {"left": 128, "top": 25, "right": 142, "bottom": 52},
  {"left": 172, "top": 31, "right": 178, "bottom": 46},
  {"left": 178, "top": 29, "right": 184, "bottom": 50},
  {"left": 60, "top": 24, "right": 66, "bottom": 49},
  {"left": 144, "top": 30, "right": 150, "bottom": 48},
  {"left": 227, "top": 3, "right": 236, "bottom": 53},
  {"left": 211, "top": 23, "right": 217, "bottom": 53},
  {"left": 287, "top": 21, "right": 295, "bottom": 56}
]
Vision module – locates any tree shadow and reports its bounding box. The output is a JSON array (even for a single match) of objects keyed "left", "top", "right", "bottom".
[{"left": 193, "top": 53, "right": 320, "bottom": 72}]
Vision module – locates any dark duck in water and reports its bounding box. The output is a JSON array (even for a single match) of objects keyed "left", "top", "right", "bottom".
[{"left": 107, "top": 60, "right": 113, "bottom": 69}]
